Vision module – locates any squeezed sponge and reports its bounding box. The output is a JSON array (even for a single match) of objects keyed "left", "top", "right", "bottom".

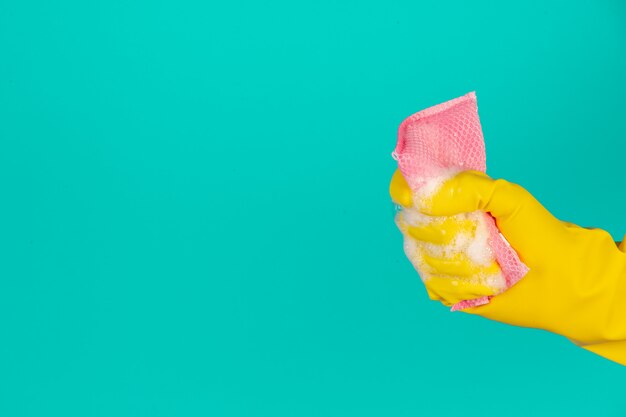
[{"left": 392, "top": 92, "right": 529, "bottom": 311}]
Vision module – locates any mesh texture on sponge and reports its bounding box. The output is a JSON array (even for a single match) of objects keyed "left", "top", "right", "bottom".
[{"left": 393, "top": 92, "right": 529, "bottom": 311}]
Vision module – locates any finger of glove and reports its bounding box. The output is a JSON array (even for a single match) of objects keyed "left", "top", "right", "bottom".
[
  {"left": 406, "top": 217, "right": 476, "bottom": 244},
  {"left": 420, "top": 171, "right": 567, "bottom": 265},
  {"left": 459, "top": 269, "right": 544, "bottom": 327},
  {"left": 420, "top": 250, "right": 501, "bottom": 278},
  {"left": 424, "top": 274, "right": 498, "bottom": 305},
  {"left": 390, "top": 169, "right": 413, "bottom": 207},
  {"left": 398, "top": 215, "right": 489, "bottom": 278},
  {"left": 424, "top": 285, "right": 452, "bottom": 306},
  {"left": 406, "top": 239, "right": 501, "bottom": 305}
]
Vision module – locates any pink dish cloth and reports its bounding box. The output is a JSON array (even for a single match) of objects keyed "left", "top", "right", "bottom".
[{"left": 392, "top": 92, "right": 529, "bottom": 311}]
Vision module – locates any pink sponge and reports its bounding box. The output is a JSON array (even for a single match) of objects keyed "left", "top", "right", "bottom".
[{"left": 392, "top": 92, "right": 529, "bottom": 311}]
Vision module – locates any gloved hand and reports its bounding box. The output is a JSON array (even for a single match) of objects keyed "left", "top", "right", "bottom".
[{"left": 390, "top": 169, "right": 626, "bottom": 366}]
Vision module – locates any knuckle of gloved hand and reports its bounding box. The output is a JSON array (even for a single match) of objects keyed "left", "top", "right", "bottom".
[
  {"left": 494, "top": 178, "right": 527, "bottom": 198},
  {"left": 587, "top": 227, "right": 617, "bottom": 247}
]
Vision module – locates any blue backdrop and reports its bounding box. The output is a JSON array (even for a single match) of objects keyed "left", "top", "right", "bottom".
[{"left": 1, "top": 1, "right": 625, "bottom": 416}]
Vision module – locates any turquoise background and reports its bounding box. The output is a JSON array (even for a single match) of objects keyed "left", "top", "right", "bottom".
[{"left": 1, "top": 0, "right": 625, "bottom": 415}]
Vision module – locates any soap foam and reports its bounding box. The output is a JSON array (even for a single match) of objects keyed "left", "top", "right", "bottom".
[
  {"left": 410, "top": 168, "right": 462, "bottom": 212},
  {"left": 395, "top": 173, "right": 507, "bottom": 296}
]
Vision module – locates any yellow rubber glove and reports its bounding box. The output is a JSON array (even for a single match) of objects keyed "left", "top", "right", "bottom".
[{"left": 390, "top": 169, "right": 626, "bottom": 366}]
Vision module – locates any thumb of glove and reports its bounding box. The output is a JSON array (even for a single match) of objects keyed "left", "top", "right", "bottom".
[{"left": 419, "top": 170, "right": 569, "bottom": 268}]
